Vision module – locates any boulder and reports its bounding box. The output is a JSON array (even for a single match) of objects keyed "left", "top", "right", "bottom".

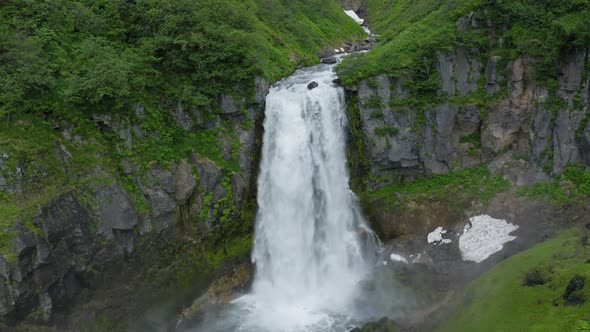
[
  {"left": 563, "top": 276, "right": 585, "bottom": 305},
  {"left": 317, "top": 47, "right": 334, "bottom": 59},
  {"left": 148, "top": 163, "right": 175, "bottom": 194},
  {"left": 320, "top": 57, "right": 338, "bottom": 64},
  {"left": 97, "top": 184, "right": 139, "bottom": 231},
  {"left": 144, "top": 187, "right": 175, "bottom": 232},
  {"left": 192, "top": 155, "right": 222, "bottom": 192},
  {"left": 307, "top": 81, "right": 319, "bottom": 90},
  {"left": 565, "top": 294, "right": 585, "bottom": 306},
  {"left": 523, "top": 271, "right": 546, "bottom": 286}
]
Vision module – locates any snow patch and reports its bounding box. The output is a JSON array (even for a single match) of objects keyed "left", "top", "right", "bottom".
[
  {"left": 459, "top": 215, "right": 519, "bottom": 263},
  {"left": 390, "top": 253, "right": 408, "bottom": 263},
  {"left": 427, "top": 226, "right": 452, "bottom": 244},
  {"left": 344, "top": 10, "right": 364, "bottom": 25}
]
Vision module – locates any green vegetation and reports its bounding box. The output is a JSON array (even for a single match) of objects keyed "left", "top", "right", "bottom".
[
  {"left": 374, "top": 126, "right": 399, "bottom": 137},
  {"left": 0, "top": 0, "right": 364, "bottom": 117},
  {"left": 459, "top": 131, "right": 481, "bottom": 148},
  {"left": 336, "top": 0, "right": 480, "bottom": 85},
  {"left": 365, "top": 95, "right": 383, "bottom": 109},
  {"left": 345, "top": 92, "right": 369, "bottom": 192},
  {"left": 438, "top": 227, "right": 590, "bottom": 332},
  {"left": 0, "top": 0, "right": 364, "bottom": 258},
  {"left": 0, "top": 0, "right": 364, "bottom": 208},
  {"left": 337, "top": 0, "right": 590, "bottom": 86},
  {"left": 369, "top": 165, "right": 510, "bottom": 210},
  {"left": 518, "top": 166, "right": 590, "bottom": 206}
]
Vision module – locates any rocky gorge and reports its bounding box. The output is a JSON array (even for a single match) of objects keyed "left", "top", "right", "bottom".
[
  {"left": 0, "top": 83, "right": 268, "bottom": 329},
  {"left": 0, "top": 0, "right": 590, "bottom": 331}
]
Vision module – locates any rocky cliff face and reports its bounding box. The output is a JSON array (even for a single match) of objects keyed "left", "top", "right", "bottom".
[
  {"left": 352, "top": 46, "right": 589, "bottom": 188},
  {"left": 0, "top": 79, "right": 269, "bottom": 327}
]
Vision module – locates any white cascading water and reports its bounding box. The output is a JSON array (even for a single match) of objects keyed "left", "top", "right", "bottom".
[{"left": 230, "top": 58, "right": 378, "bottom": 332}]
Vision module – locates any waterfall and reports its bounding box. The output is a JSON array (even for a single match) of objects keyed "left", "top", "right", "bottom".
[{"left": 232, "top": 59, "right": 378, "bottom": 332}]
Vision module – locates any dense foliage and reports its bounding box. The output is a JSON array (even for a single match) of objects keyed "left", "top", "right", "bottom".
[
  {"left": 336, "top": 0, "right": 590, "bottom": 85},
  {"left": 0, "top": 0, "right": 364, "bottom": 253},
  {"left": 0, "top": 0, "right": 364, "bottom": 118}
]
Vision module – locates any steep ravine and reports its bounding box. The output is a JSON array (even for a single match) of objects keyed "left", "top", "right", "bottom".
[{"left": 1, "top": 2, "right": 589, "bottom": 331}]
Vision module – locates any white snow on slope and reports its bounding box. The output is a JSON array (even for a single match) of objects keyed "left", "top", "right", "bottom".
[
  {"left": 427, "top": 227, "right": 452, "bottom": 244},
  {"left": 390, "top": 253, "right": 408, "bottom": 263},
  {"left": 459, "top": 215, "right": 519, "bottom": 263},
  {"left": 427, "top": 227, "right": 444, "bottom": 243},
  {"left": 345, "top": 10, "right": 364, "bottom": 25}
]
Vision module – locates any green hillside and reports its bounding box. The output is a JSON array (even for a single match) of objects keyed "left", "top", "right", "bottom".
[{"left": 337, "top": 0, "right": 590, "bottom": 86}]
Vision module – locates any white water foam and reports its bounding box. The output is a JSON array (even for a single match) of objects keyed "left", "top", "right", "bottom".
[{"left": 227, "top": 59, "right": 378, "bottom": 332}]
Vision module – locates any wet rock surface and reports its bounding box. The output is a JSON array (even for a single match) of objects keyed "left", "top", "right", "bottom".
[
  {"left": 177, "top": 264, "right": 253, "bottom": 329},
  {"left": 321, "top": 56, "right": 338, "bottom": 64}
]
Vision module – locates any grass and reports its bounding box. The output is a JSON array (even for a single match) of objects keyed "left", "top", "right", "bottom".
[
  {"left": 438, "top": 227, "right": 590, "bottom": 332},
  {"left": 336, "top": 0, "right": 480, "bottom": 85},
  {"left": 517, "top": 166, "right": 590, "bottom": 206},
  {"left": 336, "top": 0, "right": 590, "bottom": 93},
  {"left": 374, "top": 126, "right": 399, "bottom": 137},
  {"left": 369, "top": 166, "right": 510, "bottom": 211}
]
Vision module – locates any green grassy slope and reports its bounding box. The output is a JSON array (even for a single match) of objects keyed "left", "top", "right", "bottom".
[
  {"left": 0, "top": 0, "right": 364, "bottom": 116},
  {"left": 438, "top": 227, "right": 590, "bottom": 332},
  {"left": 337, "top": 0, "right": 590, "bottom": 85},
  {"left": 368, "top": 166, "right": 509, "bottom": 211}
]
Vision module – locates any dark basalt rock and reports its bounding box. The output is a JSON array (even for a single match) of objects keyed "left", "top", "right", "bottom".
[
  {"left": 563, "top": 276, "right": 585, "bottom": 305},
  {"left": 320, "top": 56, "right": 338, "bottom": 64},
  {"left": 523, "top": 271, "right": 546, "bottom": 286},
  {"left": 585, "top": 223, "right": 590, "bottom": 230},
  {"left": 307, "top": 81, "right": 319, "bottom": 90},
  {"left": 332, "top": 78, "right": 342, "bottom": 86},
  {"left": 565, "top": 294, "right": 585, "bottom": 306}
]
